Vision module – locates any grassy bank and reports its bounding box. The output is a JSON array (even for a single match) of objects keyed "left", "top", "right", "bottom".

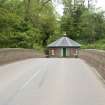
[{"left": 81, "top": 39, "right": 105, "bottom": 50}]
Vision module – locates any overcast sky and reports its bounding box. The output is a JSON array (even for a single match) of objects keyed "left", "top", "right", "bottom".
[
  {"left": 96, "top": 0, "right": 105, "bottom": 10},
  {"left": 53, "top": 0, "right": 105, "bottom": 16}
]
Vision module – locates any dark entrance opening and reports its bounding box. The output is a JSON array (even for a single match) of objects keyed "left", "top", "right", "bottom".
[{"left": 63, "top": 48, "right": 66, "bottom": 57}]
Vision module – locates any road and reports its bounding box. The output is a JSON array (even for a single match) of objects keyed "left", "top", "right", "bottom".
[{"left": 0, "top": 58, "right": 105, "bottom": 105}]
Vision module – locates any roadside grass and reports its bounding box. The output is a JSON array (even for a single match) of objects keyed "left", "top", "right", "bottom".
[{"left": 81, "top": 39, "right": 105, "bottom": 50}]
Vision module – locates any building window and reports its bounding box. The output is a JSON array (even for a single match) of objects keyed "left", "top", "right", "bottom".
[
  {"left": 51, "top": 49, "right": 55, "bottom": 55},
  {"left": 76, "top": 49, "right": 78, "bottom": 55}
]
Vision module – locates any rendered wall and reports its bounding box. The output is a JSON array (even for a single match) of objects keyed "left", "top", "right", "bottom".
[{"left": 49, "top": 48, "right": 79, "bottom": 57}]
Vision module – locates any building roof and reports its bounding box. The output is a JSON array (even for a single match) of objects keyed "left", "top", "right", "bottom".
[{"left": 47, "top": 36, "right": 81, "bottom": 48}]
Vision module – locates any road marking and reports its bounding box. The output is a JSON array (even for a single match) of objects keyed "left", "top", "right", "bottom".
[
  {"left": 3, "top": 61, "right": 50, "bottom": 105},
  {"left": 21, "top": 68, "right": 42, "bottom": 89}
]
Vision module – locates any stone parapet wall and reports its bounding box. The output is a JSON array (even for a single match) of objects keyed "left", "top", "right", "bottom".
[
  {"left": 0, "top": 48, "right": 45, "bottom": 65},
  {"left": 80, "top": 49, "right": 105, "bottom": 80}
]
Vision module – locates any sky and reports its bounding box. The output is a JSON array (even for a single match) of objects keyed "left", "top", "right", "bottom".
[
  {"left": 52, "top": 0, "right": 64, "bottom": 16},
  {"left": 96, "top": 0, "right": 105, "bottom": 10},
  {"left": 53, "top": 0, "right": 105, "bottom": 16}
]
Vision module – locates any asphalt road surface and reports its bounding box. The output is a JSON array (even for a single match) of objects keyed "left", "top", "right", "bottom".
[{"left": 0, "top": 58, "right": 105, "bottom": 105}]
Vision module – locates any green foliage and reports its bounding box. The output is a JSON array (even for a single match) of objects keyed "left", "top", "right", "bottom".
[
  {"left": 81, "top": 39, "right": 105, "bottom": 50},
  {"left": 0, "top": 0, "right": 58, "bottom": 49},
  {"left": 61, "top": 0, "right": 105, "bottom": 46},
  {"left": 0, "top": 0, "right": 105, "bottom": 50},
  {"left": 0, "top": 7, "right": 21, "bottom": 32}
]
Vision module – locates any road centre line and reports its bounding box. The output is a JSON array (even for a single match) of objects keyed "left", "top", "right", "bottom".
[{"left": 3, "top": 60, "right": 51, "bottom": 105}]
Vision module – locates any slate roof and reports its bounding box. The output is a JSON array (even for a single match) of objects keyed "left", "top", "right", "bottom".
[{"left": 47, "top": 36, "right": 81, "bottom": 48}]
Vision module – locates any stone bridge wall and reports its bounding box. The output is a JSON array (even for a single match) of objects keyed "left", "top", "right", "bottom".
[{"left": 80, "top": 49, "right": 105, "bottom": 80}]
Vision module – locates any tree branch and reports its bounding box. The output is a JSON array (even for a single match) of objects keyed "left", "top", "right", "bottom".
[{"left": 42, "top": 0, "right": 51, "bottom": 6}]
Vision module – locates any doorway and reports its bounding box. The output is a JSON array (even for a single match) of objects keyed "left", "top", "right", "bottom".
[{"left": 63, "top": 48, "right": 66, "bottom": 57}]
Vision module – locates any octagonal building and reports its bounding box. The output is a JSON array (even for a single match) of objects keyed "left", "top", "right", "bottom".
[{"left": 47, "top": 35, "right": 81, "bottom": 57}]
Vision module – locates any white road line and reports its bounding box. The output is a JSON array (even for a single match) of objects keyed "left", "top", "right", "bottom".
[
  {"left": 3, "top": 61, "right": 50, "bottom": 105},
  {"left": 21, "top": 68, "right": 42, "bottom": 90}
]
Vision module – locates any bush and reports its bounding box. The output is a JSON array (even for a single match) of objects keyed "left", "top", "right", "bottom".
[{"left": 81, "top": 39, "right": 105, "bottom": 50}]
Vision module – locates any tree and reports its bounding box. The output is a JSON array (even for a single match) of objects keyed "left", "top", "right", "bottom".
[
  {"left": 61, "top": 0, "right": 105, "bottom": 43},
  {"left": 0, "top": 0, "right": 58, "bottom": 48},
  {"left": 61, "top": 0, "right": 86, "bottom": 39}
]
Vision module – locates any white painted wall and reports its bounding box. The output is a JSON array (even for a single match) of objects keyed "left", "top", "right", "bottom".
[{"left": 61, "top": 48, "right": 63, "bottom": 57}]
